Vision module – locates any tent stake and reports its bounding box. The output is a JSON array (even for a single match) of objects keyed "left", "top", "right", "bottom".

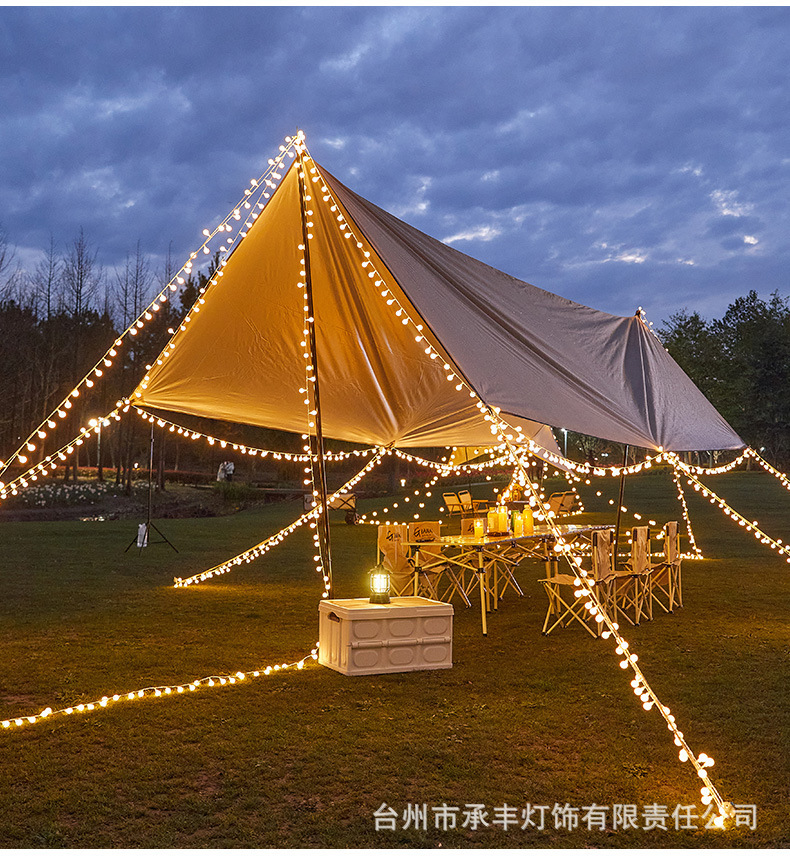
[
  {"left": 612, "top": 444, "right": 629, "bottom": 569},
  {"left": 298, "top": 154, "right": 333, "bottom": 598}
]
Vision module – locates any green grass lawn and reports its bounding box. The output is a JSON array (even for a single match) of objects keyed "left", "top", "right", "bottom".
[{"left": 0, "top": 468, "right": 788, "bottom": 847}]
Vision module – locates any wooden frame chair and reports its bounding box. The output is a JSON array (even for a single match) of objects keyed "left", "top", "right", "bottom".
[
  {"left": 539, "top": 529, "right": 611, "bottom": 637},
  {"left": 607, "top": 526, "right": 651, "bottom": 625},
  {"left": 442, "top": 493, "right": 464, "bottom": 517},
  {"left": 407, "top": 522, "right": 470, "bottom": 606},
  {"left": 647, "top": 521, "right": 683, "bottom": 613}
]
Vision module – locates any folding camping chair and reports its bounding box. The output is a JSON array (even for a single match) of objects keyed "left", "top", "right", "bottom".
[
  {"left": 606, "top": 526, "right": 652, "bottom": 625},
  {"left": 647, "top": 521, "right": 683, "bottom": 613},
  {"left": 457, "top": 489, "right": 489, "bottom": 516},
  {"left": 547, "top": 491, "right": 582, "bottom": 517},
  {"left": 407, "top": 522, "right": 470, "bottom": 606},
  {"left": 539, "top": 527, "right": 612, "bottom": 637},
  {"left": 442, "top": 493, "right": 464, "bottom": 517},
  {"left": 376, "top": 524, "right": 414, "bottom": 597}
]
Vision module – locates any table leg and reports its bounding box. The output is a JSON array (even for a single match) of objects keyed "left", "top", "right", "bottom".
[{"left": 476, "top": 548, "right": 488, "bottom": 635}]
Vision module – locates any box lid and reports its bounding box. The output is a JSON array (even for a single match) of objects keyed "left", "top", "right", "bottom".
[{"left": 319, "top": 596, "right": 453, "bottom": 619}]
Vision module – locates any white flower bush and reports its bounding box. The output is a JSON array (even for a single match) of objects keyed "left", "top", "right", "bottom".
[{"left": 9, "top": 481, "right": 124, "bottom": 508}]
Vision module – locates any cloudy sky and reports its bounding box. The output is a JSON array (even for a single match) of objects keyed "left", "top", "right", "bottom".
[{"left": 1, "top": 6, "right": 788, "bottom": 323}]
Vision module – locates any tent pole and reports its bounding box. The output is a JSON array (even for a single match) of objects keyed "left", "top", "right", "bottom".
[
  {"left": 298, "top": 154, "right": 333, "bottom": 598},
  {"left": 612, "top": 444, "right": 629, "bottom": 570}
]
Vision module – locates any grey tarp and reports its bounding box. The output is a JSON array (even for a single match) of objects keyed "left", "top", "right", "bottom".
[{"left": 322, "top": 168, "right": 743, "bottom": 452}]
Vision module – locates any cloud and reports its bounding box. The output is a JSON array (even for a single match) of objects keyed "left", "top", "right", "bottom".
[
  {"left": 0, "top": 6, "right": 788, "bottom": 327},
  {"left": 443, "top": 225, "right": 502, "bottom": 244},
  {"left": 711, "top": 189, "right": 754, "bottom": 217}
]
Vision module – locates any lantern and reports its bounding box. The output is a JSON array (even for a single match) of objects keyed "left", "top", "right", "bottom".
[{"left": 369, "top": 564, "right": 391, "bottom": 604}]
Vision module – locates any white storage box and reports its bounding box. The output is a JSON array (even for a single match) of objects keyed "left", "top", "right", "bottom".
[{"left": 318, "top": 596, "right": 453, "bottom": 676}]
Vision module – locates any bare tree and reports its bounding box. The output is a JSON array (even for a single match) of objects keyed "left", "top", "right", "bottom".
[
  {"left": 0, "top": 225, "right": 24, "bottom": 304},
  {"left": 62, "top": 228, "right": 102, "bottom": 318},
  {"left": 30, "top": 234, "right": 61, "bottom": 320},
  {"left": 114, "top": 239, "right": 152, "bottom": 328}
]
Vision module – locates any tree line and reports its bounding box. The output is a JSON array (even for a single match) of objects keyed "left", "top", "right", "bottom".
[
  {"left": 657, "top": 291, "right": 790, "bottom": 464},
  {"left": 0, "top": 226, "right": 231, "bottom": 488}
]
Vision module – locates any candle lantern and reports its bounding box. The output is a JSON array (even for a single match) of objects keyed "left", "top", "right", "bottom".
[{"left": 369, "top": 564, "right": 391, "bottom": 604}]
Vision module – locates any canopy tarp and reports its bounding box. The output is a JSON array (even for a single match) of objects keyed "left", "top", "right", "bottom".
[{"left": 134, "top": 156, "right": 742, "bottom": 453}]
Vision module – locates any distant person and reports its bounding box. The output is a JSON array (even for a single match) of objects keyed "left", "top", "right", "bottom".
[
  {"left": 217, "top": 462, "right": 228, "bottom": 482},
  {"left": 225, "top": 461, "right": 235, "bottom": 482}
]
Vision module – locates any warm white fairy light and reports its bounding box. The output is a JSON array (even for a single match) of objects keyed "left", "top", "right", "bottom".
[
  {"left": 132, "top": 407, "right": 374, "bottom": 463},
  {"left": 1, "top": 648, "right": 319, "bottom": 735},
  {"left": 0, "top": 410, "right": 121, "bottom": 501},
  {"left": 296, "top": 152, "right": 333, "bottom": 601},
  {"left": 670, "top": 455, "right": 790, "bottom": 564},
  {"left": 495, "top": 422, "right": 734, "bottom": 826},
  {"left": 743, "top": 447, "right": 790, "bottom": 491},
  {"left": 174, "top": 451, "right": 385, "bottom": 588},
  {"left": 1, "top": 140, "right": 299, "bottom": 483},
  {"left": 670, "top": 466, "right": 705, "bottom": 559}
]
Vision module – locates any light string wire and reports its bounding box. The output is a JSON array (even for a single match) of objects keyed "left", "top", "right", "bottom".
[
  {"left": 2, "top": 650, "right": 319, "bottom": 734},
  {"left": 174, "top": 450, "right": 386, "bottom": 588},
  {"left": 671, "top": 466, "right": 705, "bottom": 559},
  {"left": 133, "top": 407, "right": 376, "bottom": 463},
  {"left": 494, "top": 420, "right": 734, "bottom": 826},
  {"left": 0, "top": 136, "right": 300, "bottom": 481},
  {"left": 301, "top": 133, "right": 733, "bottom": 824},
  {"left": 296, "top": 150, "right": 332, "bottom": 599},
  {"left": 669, "top": 455, "right": 790, "bottom": 563},
  {"left": 746, "top": 447, "right": 790, "bottom": 489},
  {"left": 0, "top": 409, "right": 120, "bottom": 500}
]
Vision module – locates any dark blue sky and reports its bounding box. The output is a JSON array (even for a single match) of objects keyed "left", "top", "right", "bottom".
[{"left": 1, "top": 6, "right": 788, "bottom": 322}]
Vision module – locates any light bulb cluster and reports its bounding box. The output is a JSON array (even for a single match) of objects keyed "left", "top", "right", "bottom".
[
  {"left": 677, "top": 449, "right": 751, "bottom": 476},
  {"left": 174, "top": 451, "right": 385, "bottom": 588},
  {"left": 1, "top": 138, "right": 299, "bottom": 483},
  {"left": 392, "top": 447, "right": 511, "bottom": 475},
  {"left": 0, "top": 410, "right": 120, "bottom": 501},
  {"left": 296, "top": 155, "right": 333, "bottom": 600},
  {"left": 670, "top": 467, "right": 705, "bottom": 558},
  {"left": 670, "top": 456, "right": 790, "bottom": 564},
  {"left": 1, "top": 648, "right": 319, "bottom": 734},
  {"left": 496, "top": 426, "right": 734, "bottom": 827},
  {"left": 134, "top": 408, "right": 374, "bottom": 463},
  {"left": 743, "top": 447, "right": 790, "bottom": 491}
]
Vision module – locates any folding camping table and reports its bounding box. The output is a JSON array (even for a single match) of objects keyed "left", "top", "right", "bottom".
[{"left": 403, "top": 524, "right": 614, "bottom": 635}]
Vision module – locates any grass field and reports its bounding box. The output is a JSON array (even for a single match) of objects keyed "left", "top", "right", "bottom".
[{"left": 0, "top": 467, "right": 788, "bottom": 847}]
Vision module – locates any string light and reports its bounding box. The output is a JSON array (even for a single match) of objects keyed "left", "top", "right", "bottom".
[
  {"left": 494, "top": 421, "right": 734, "bottom": 827},
  {"left": 0, "top": 410, "right": 120, "bottom": 501},
  {"left": 0, "top": 136, "right": 300, "bottom": 486},
  {"left": 133, "top": 408, "right": 375, "bottom": 463},
  {"left": 174, "top": 451, "right": 385, "bottom": 588},
  {"left": 669, "top": 455, "right": 790, "bottom": 564},
  {"left": 1, "top": 650, "right": 319, "bottom": 734}
]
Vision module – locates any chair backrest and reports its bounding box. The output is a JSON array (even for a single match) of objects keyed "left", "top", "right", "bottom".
[
  {"left": 457, "top": 490, "right": 474, "bottom": 513},
  {"left": 377, "top": 524, "right": 411, "bottom": 579},
  {"left": 408, "top": 521, "right": 444, "bottom": 569},
  {"left": 460, "top": 517, "right": 476, "bottom": 536},
  {"left": 591, "top": 529, "right": 613, "bottom": 580},
  {"left": 548, "top": 492, "right": 577, "bottom": 516},
  {"left": 664, "top": 521, "right": 680, "bottom": 565},
  {"left": 442, "top": 493, "right": 462, "bottom": 515},
  {"left": 630, "top": 526, "right": 651, "bottom": 574}
]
